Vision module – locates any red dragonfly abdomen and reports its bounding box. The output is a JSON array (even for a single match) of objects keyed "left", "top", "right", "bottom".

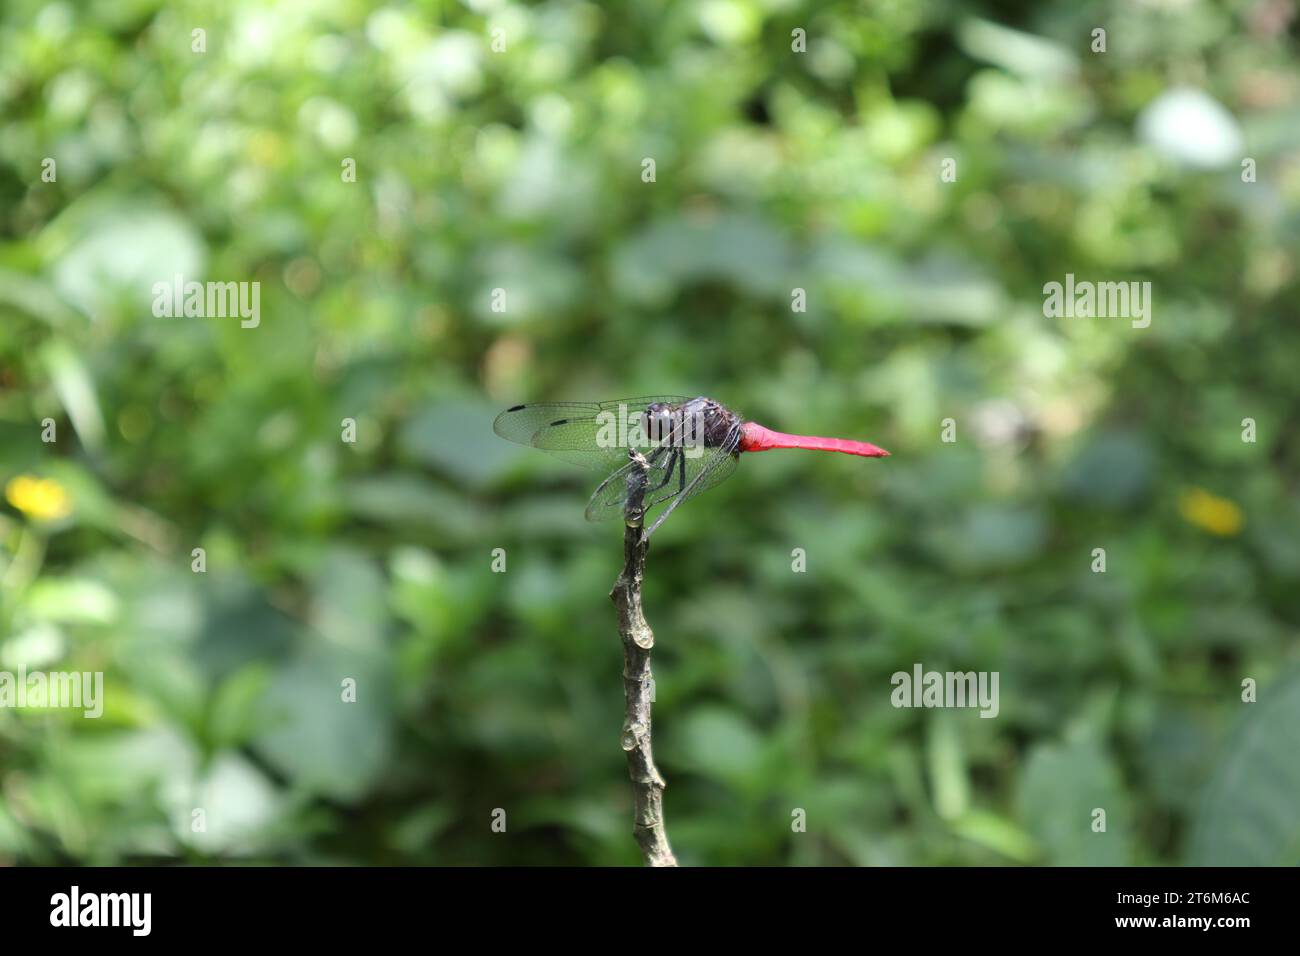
[{"left": 739, "top": 421, "right": 890, "bottom": 458}]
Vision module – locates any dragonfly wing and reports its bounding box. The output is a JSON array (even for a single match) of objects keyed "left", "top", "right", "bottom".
[
  {"left": 640, "top": 445, "right": 740, "bottom": 537},
  {"left": 494, "top": 397, "right": 693, "bottom": 471},
  {"left": 584, "top": 459, "right": 641, "bottom": 521},
  {"left": 493, "top": 403, "right": 618, "bottom": 471},
  {"left": 584, "top": 423, "right": 741, "bottom": 523},
  {"left": 583, "top": 444, "right": 679, "bottom": 520}
]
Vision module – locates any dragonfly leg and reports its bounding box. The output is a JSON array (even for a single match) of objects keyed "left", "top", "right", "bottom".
[
  {"left": 645, "top": 453, "right": 715, "bottom": 538},
  {"left": 645, "top": 444, "right": 670, "bottom": 467},
  {"left": 646, "top": 448, "right": 680, "bottom": 493}
]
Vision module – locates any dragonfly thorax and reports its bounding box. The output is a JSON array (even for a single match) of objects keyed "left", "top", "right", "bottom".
[{"left": 641, "top": 397, "right": 740, "bottom": 450}]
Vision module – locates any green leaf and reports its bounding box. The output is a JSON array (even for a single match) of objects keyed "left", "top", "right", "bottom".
[
  {"left": 208, "top": 664, "right": 273, "bottom": 750},
  {"left": 1018, "top": 738, "right": 1131, "bottom": 865},
  {"left": 252, "top": 648, "right": 393, "bottom": 801},
  {"left": 675, "top": 707, "right": 764, "bottom": 788},
  {"left": 45, "top": 197, "right": 205, "bottom": 317},
  {"left": 41, "top": 341, "right": 106, "bottom": 453},
  {"left": 1189, "top": 670, "right": 1300, "bottom": 865}
]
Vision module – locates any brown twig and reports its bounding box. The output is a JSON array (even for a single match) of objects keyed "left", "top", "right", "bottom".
[{"left": 609, "top": 451, "right": 678, "bottom": 866}]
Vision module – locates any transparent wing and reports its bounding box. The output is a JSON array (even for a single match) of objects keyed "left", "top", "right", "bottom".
[
  {"left": 493, "top": 396, "right": 693, "bottom": 471},
  {"left": 584, "top": 422, "right": 741, "bottom": 522}
]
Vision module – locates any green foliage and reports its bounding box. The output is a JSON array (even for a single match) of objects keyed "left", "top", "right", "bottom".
[
  {"left": 1, "top": 0, "right": 1297, "bottom": 865},
  {"left": 1190, "top": 669, "right": 1300, "bottom": 866}
]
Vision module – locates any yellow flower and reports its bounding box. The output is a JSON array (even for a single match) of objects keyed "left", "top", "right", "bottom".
[
  {"left": 4, "top": 475, "right": 73, "bottom": 522},
  {"left": 1178, "top": 487, "right": 1243, "bottom": 537}
]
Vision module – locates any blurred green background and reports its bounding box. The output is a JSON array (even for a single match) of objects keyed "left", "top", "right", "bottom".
[{"left": 2, "top": 0, "right": 1299, "bottom": 866}]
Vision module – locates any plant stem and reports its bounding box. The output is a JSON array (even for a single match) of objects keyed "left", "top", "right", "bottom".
[{"left": 610, "top": 451, "right": 677, "bottom": 867}]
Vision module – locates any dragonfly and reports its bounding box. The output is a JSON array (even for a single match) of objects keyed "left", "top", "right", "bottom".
[{"left": 494, "top": 396, "right": 890, "bottom": 536}]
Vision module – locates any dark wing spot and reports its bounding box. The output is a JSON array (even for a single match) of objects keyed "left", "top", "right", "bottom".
[
  {"left": 506, "top": 404, "right": 525, "bottom": 412},
  {"left": 550, "top": 418, "right": 568, "bottom": 426}
]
